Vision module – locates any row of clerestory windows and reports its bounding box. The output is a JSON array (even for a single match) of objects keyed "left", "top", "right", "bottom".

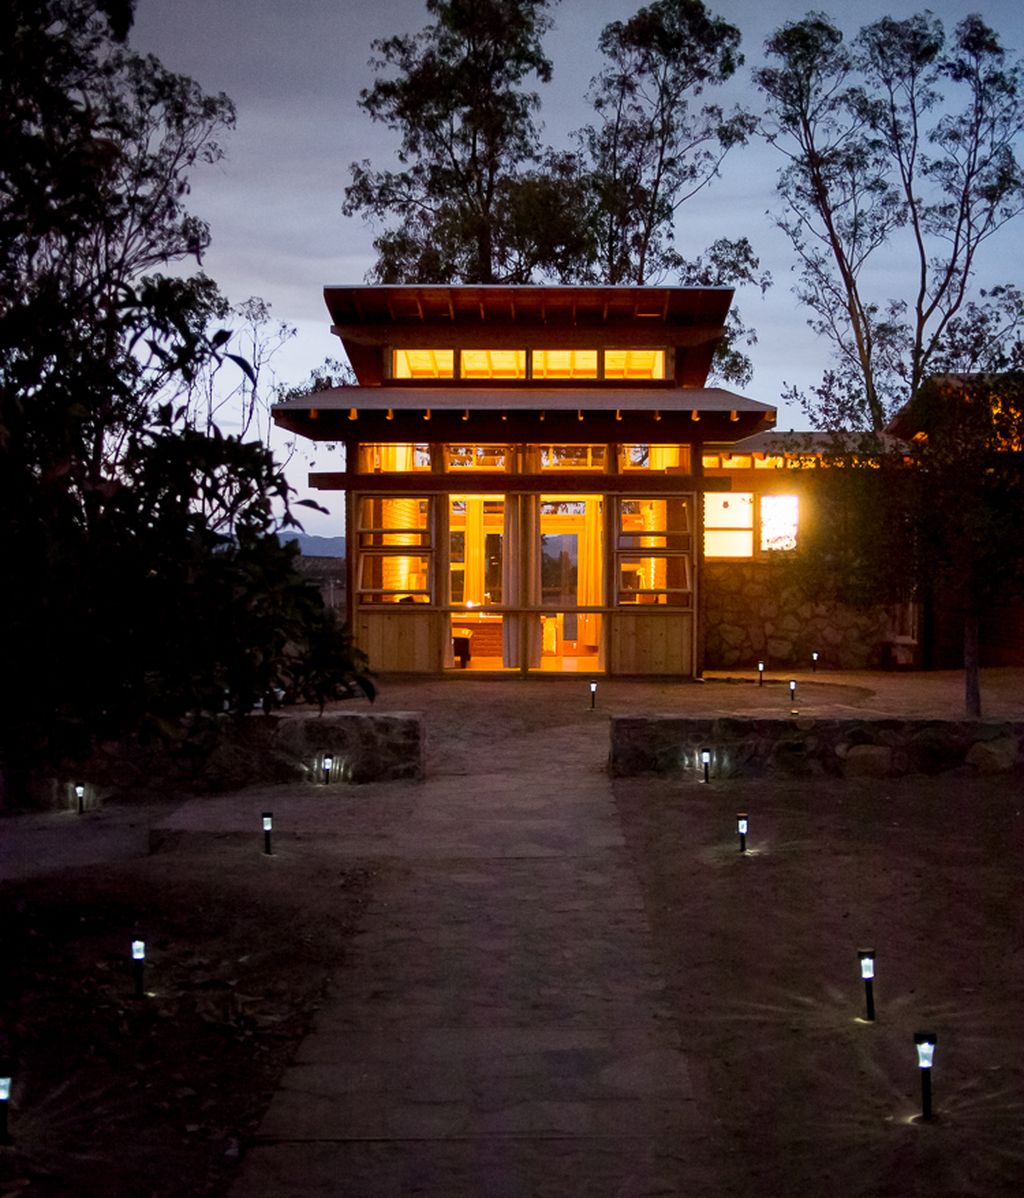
[{"left": 390, "top": 348, "right": 668, "bottom": 381}]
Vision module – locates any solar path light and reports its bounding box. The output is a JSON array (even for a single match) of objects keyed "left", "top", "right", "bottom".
[
  {"left": 812, "top": 650, "right": 819, "bottom": 672},
  {"left": 914, "top": 1031, "right": 937, "bottom": 1120},
  {"left": 701, "top": 749, "right": 711, "bottom": 784},
  {"left": 322, "top": 754, "right": 333, "bottom": 785},
  {"left": 590, "top": 680, "right": 597, "bottom": 709},
  {"left": 262, "top": 812, "right": 273, "bottom": 856},
  {"left": 737, "top": 813, "right": 748, "bottom": 853},
  {"left": 0, "top": 1069, "right": 10, "bottom": 1144},
  {"left": 789, "top": 679, "right": 796, "bottom": 703},
  {"left": 75, "top": 783, "right": 85, "bottom": 814},
  {"left": 757, "top": 659, "right": 765, "bottom": 687},
  {"left": 131, "top": 939, "right": 146, "bottom": 1000},
  {"left": 859, "top": 950, "right": 876, "bottom": 1021}
]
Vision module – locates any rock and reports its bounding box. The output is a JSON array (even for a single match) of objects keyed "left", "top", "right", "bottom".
[
  {"left": 966, "top": 737, "right": 1019, "bottom": 773},
  {"left": 842, "top": 744, "right": 893, "bottom": 777}
]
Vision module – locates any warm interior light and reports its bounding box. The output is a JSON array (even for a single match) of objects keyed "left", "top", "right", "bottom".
[
  {"left": 132, "top": 940, "right": 145, "bottom": 961},
  {"left": 393, "top": 349, "right": 454, "bottom": 378},
  {"left": 761, "top": 494, "right": 799, "bottom": 552}
]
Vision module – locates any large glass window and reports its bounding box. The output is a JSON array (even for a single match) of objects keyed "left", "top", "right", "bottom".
[
  {"left": 704, "top": 493, "right": 754, "bottom": 557},
  {"left": 356, "top": 496, "right": 432, "bottom": 603},
  {"left": 538, "top": 445, "right": 607, "bottom": 470},
  {"left": 460, "top": 349, "right": 526, "bottom": 379},
  {"left": 445, "top": 444, "right": 510, "bottom": 471},
  {"left": 616, "top": 497, "right": 693, "bottom": 606},
  {"left": 448, "top": 496, "right": 504, "bottom": 605}
]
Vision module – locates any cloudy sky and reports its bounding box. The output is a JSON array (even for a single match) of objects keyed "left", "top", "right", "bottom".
[{"left": 130, "top": 0, "right": 1024, "bottom": 533}]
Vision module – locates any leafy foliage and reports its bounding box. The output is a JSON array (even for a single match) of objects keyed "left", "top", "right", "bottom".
[
  {"left": 0, "top": 1, "right": 372, "bottom": 792},
  {"left": 758, "top": 12, "right": 1024, "bottom": 430}
]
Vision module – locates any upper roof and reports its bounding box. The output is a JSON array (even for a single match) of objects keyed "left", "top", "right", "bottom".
[{"left": 324, "top": 284, "right": 735, "bottom": 388}]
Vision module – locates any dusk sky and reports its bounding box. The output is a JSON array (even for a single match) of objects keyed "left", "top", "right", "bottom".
[{"left": 131, "top": 0, "right": 1024, "bottom": 534}]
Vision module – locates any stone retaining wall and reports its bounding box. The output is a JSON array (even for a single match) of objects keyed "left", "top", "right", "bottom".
[
  {"left": 610, "top": 715, "right": 1024, "bottom": 779},
  {"left": 704, "top": 561, "right": 891, "bottom": 670}
]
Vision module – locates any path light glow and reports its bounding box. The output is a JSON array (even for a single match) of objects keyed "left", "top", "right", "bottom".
[
  {"left": 262, "top": 812, "right": 273, "bottom": 856},
  {"left": 737, "top": 812, "right": 748, "bottom": 853},
  {"left": 859, "top": 949, "right": 876, "bottom": 1021},
  {"left": 789, "top": 679, "right": 796, "bottom": 702},
  {"left": 0, "top": 1069, "right": 10, "bottom": 1144},
  {"left": 812, "top": 650, "right": 819, "bottom": 672},
  {"left": 701, "top": 749, "right": 711, "bottom": 784},
  {"left": 322, "top": 754, "right": 333, "bottom": 785},
  {"left": 757, "top": 659, "right": 765, "bottom": 687},
  {"left": 590, "top": 680, "right": 597, "bottom": 710},
  {"left": 914, "top": 1031, "right": 937, "bottom": 1120},
  {"left": 75, "top": 783, "right": 84, "bottom": 814},
  {"left": 131, "top": 939, "right": 146, "bottom": 1000}
]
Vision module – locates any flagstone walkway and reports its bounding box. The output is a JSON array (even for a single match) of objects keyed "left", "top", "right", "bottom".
[{"left": 226, "top": 712, "right": 715, "bottom": 1198}]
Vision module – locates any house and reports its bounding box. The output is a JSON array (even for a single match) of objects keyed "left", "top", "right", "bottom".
[{"left": 271, "top": 284, "right": 891, "bottom": 675}]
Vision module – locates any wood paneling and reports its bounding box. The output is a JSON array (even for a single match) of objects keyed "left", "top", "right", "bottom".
[
  {"left": 609, "top": 612, "right": 694, "bottom": 676},
  {"left": 355, "top": 610, "right": 443, "bottom": 673}
]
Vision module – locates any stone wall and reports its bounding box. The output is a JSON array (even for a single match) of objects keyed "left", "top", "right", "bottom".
[
  {"left": 703, "top": 561, "right": 890, "bottom": 671},
  {"left": 609, "top": 715, "right": 1024, "bottom": 779}
]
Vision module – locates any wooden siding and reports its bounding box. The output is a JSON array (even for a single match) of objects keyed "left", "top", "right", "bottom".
[
  {"left": 355, "top": 610, "right": 444, "bottom": 673},
  {"left": 609, "top": 612, "right": 694, "bottom": 675}
]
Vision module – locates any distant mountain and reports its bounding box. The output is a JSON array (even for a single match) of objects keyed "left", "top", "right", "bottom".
[{"left": 283, "top": 534, "right": 345, "bottom": 558}]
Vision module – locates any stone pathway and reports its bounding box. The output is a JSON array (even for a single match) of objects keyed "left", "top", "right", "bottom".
[{"left": 227, "top": 716, "right": 714, "bottom": 1197}]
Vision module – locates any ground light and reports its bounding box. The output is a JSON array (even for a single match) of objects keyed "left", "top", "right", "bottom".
[
  {"left": 701, "top": 749, "right": 710, "bottom": 784},
  {"left": 859, "top": 949, "right": 876, "bottom": 1021},
  {"left": 812, "top": 650, "right": 819, "bottom": 672},
  {"left": 757, "top": 659, "right": 765, "bottom": 687},
  {"left": 322, "top": 754, "right": 333, "bottom": 785},
  {"left": 737, "top": 813, "right": 748, "bottom": 853},
  {"left": 0, "top": 1069, "right": 10, "bottom": 1144},
  {"left": 262, "top": 812, "right": 273, "bottom": 856},
  {"left": 590, "top": 680, "right": 597, "bottom": 709},
  {"left": 75, "top": 783, "right": 84, "bottom": 814},
  {"left": 789, "top": 679, "right": 796, "bottom": 703},
  {"left": 914, "top": 1031, "right": 937, "bottom": 1120},
  {"left": 131, "top": 939, "right": 146, "bottom": 1000}
]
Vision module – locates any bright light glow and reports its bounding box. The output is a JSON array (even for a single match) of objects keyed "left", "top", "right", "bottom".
[
  {"left": 701, "top": 750, "right": 711, "bottom": 765},
  {"left": 75, "top": 784, "right": 84, "bottom": 799},
  {"left": 0, "top": 1077, "right": 10, "bottom": 1101},
  {"left": 323, "top": 755, "right": 334, "bottom": 771},
  {"left": 532, "top": 349, "right": 597, "bottom": 379},
  {"left": 604, "top": 349, "right": 666, "bottom": 380},
  {"left": 859, "top": 953, "right": 875, "bottom": 980},
  {"left": 737, "top": 816, "right": 748, "bottom": 834},
  {"left": 915, "top": 1034, "right": 936, "bottom": 1068},
  {"left": 393, "top": 348, "right": 454, "bottom": 378},
  {"left": 760, "top": 494, "right": 799, "bottom": 551},
  {"left": 590, "top": 681, "right": 597, "bottom": 693},
  {"left": 461, "top": 349, "right": 526, "bottom": 379},
  {"left": 131, "top": 940, "right": 145, "bottom": 960},
  {"left": 704, "top": 493, "right": 754, "bottom": 558},
  {"left": 812, "top": 651, "right": 819, "bottom": 662},
  {"left": 758, "top": 660, "right": 765, "bottom": 672},
  {"left": 262, "top": 814, "right": 273, "bottom": 832}
]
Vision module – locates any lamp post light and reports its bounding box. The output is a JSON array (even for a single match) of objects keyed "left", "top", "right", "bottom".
[
  {"left": 788, "top": 679, "right": 797, "bottom": 710},
  {"left": 322, "top": 754, "right": 333, "bottom": 785},
  {"left": 590, "top": 680, "right": 597, "bottom": 710},
  {"left": 757, "top": 659, "right": 765, "bottom": 687},
  {"left": 858, "top": 950, "right": 876, "bottom": 1021},
  {"left": 75, "top": 783, "right": 85, "bottom": 814},
  {"left": 812, "top": 650, "right": 819, "bottom": 672},
  {"left": 0, "top": 1070, "right": 11, "bottom": 1144},
  {"left": 736, "top": 812, "right": 748, "bottom": 853},
  {"left": 131, "top": 939, "right": 146, "bottom": 1000},
  {"left": 262, "top": 812, "right": 273, "bottom": 856},
  {"left": 701, "top": 749, "right": 711, "bottom": 784},
  {"left": 914, "top": 1031, "right": 937, "bottom": 1120}
]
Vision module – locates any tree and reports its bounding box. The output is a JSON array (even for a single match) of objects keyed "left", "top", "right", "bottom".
[
  {"left": 578, "top": 0, "right": 753, "bottom": 285},
  {"left": 757, "top": 12, "right": 1024, "bottom": 430},
  {"left": 792, "top": 376, "right": 1024, "bottom": 716},
  {"left": 0, "top": 1, "right": 372, "bottom": 798},
  {"left": 343, "top": 0, "right": 593, "bottom": 283}
]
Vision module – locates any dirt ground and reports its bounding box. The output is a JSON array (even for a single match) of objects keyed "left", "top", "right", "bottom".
[{"left": 2, "top": 671, "right": 1024, "bottom": 1197}]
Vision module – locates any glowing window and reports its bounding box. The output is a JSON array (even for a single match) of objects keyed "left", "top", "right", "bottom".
[
  {"left": 392, "top": 349, "right": 454, "bottom": 379},
  {"left": 618, "top": 498, "right": 691, "bottom": 550},
  {"left": 446, "top": 444, "right": 510, "bottom": 471},
  {"left": 702, "top": 454, "right": 721, "bottom": 469},
  {"left": 760, "top": 495, "right": 799, "bottom": 551},
  {"left": 616, "top": 497, "right": 692, "bottom": 606},
  {"left": 460, "top": 349, "right": 526, "bottom": 379},
  {"left": 619, "top": 445, "right": 691, "bottom": 473},
  {"left": 604, "top": 349, "right": 666, "bottom": 380},
  {"left": 357, "top": 444, "right": 431, "bottom": 472},
  {"left": 538, "top": 445, "right": 607, "bottom": 470},
  {"left": 722, "top": 454, "right": 752, "bottom": 469},
  {"left": 532, "top": 349, "right": 598, "bottom": 379},
  {"left": 356, "top": 496, "right": 433, "bottom": 603},
  {"left": 704, "top": 493, "right": 754, "bottom": 557}
]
